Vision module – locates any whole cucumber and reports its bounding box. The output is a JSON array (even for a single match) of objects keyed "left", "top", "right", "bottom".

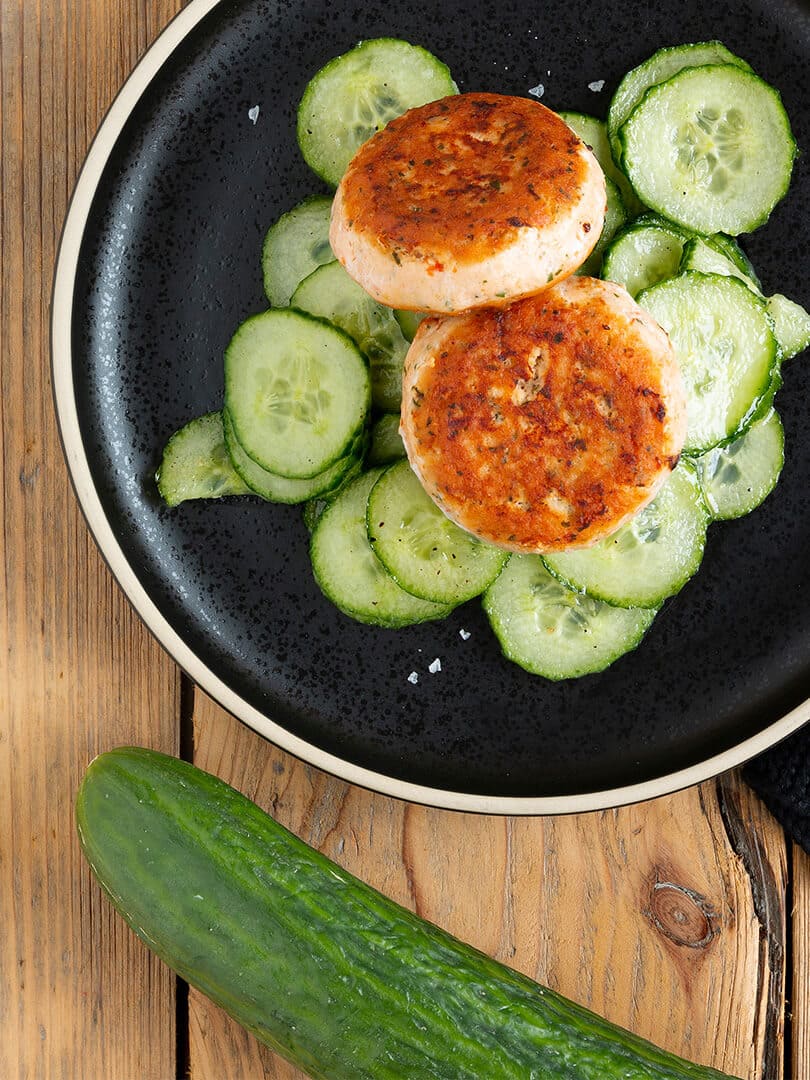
[{"left": 76, "top": 747, "right": 739, "bottom": 1080}]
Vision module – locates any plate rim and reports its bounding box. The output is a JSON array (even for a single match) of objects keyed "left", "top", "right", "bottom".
[{"left": 51, "top": 0, "right": 810, "bottom": 814}]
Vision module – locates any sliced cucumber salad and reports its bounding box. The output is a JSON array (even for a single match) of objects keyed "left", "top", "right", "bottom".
[
  {"left": 291, "top": 260, "right": 409, "bottom": 412},
  {"left": 484, "top": 557, "right": 657, "bottom": 681},
  {"left": 224, "top": 308, "right": 370, "bottom": 478},
  {"left": 638, "top": 271, "right": 778, "bottom": 454},
  {"left": 601, "top": 215, "right": 688, "bottom": 298},
  {"left": 367, "top": 460, "right": 508, "bottom": 605},
  {"left": 156, "top": 37, "right": 807, "bottom": 682},
  {"left": 542, "top": 462, "right": 710, "bottom": 610},
  {"left": 156, "top": 411, "right": 251, "bottom": 507},
  {"left": 620, "top": 64, "right": 796, "bottom": 235},
  {"left": 694, "top": 408, "right": 784, "bottom": 521},
  {"left": 297, "top": 38, "right": 457, "bottom": 186},
  {"left": 310, "top": 469, "right": 453, "bottom": 627},
  {"left": 261, "top": 195, "right": 335, "bottom": 307},
  {"left": 606, "top": 40, "right": 752, "bottom": 164}
]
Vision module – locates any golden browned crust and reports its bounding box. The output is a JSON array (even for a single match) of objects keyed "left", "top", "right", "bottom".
[
  {"left": 401, "top": 278, "right": 687, "bottom": 552},
  {"left": 337, "top": 92, "right": 598, "bottom": 268}
]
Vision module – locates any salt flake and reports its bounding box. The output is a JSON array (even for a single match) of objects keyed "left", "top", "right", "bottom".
[
  {"left": 248, "top": 105, "right": 260, "bottom": 124},
  {"left": 588, "top": 80, "right": 605, "bottom": 93},
  {"left": 428, "top": 658, "right": 442, "bottom": 674},
  {"left": 459, "top": 628, "right": 471, "bottom": 641},
  {"left": 407, "top": 671, "right": 419, "bottom": 684},
  {"left": 528, "top": 83, "right": 545, "bottom": 99}
]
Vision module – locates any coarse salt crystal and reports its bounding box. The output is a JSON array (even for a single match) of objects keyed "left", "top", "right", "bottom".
[
  {"left": 248, "top": 105, "right": 260, "bottom": 124},
  {"left": 407, "top": 671, "right": 419, "bottom": 684},
  {"left": 528, "top": 83, "right": 545, "bottom": 98},
  {"left": 459, "top": 628, "right": 471, "bottom": 641},
  {"left": 428, "top": 658, "right": 442, "bottom": 674},
  {"left": 588, "top": 80, "right": 605, "bottom": 92}
]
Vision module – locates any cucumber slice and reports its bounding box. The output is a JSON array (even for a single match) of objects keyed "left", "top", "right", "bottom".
[
  {"left": 297, "top": 38, "right": 457, "bottom": 187},
  {"left": 680, "top": 238, "right": 809, "bottom": 362},
  {"left": 302, "top": 498, "right": 324, "bottom": 534},
  {"left": 301, "top": 454, "right": 366, "bottom": 534},
  {"left": 484, "top": 555, "right": 658, "bottom": 680},
  {"left": 695, "top": 408, "right": 784, "bottom": 520},
  {"left": 543, "top": 462, "right": 710, "bottom": 609},
  {"left": 291, "top": 261, "right": 408, "bottom": 412},
  {"left": 394, "top": 309, "right": 426, "bottom": 342},
  {"left": 372, "top": 365, "right": 405, "bottom": 413},
  {"left": 223, "top": 409, "right": 360, "bottom": 504},
  {"left": 679, "top": 235, "right": 759, "bottom": 292},
  {"left": 766, "top": 293, "right": 810, "bottom": 361},
  {"left": 156, "top": 412, "right": 251, "bottom": 507},
  {"left": 600, "top": 217, "right": 686, "bottom": 298},
  {"left": 638, "top": 271, "right": 778, "bottom": 453},
  {"left": 310, "top": 469, "right": 452, "bottom": 627},
  {"left": 575, "top": 177, "right": 627, "bottom": 277},
  {"left": 224, "top": 308, "right": 370, "bottom": 479},
  {"left": 261, "top": 195, "right": 335, "bottom": 308},
  {"left": 368, "top": 412, "right": 406, "bottom": 466},
  {"left": 620, "top": 64, "right": 796, "bottom": 235},
  {"left": 558, "top": 111, "right": 645, "bottom": 217},
  {"left": 367, "top": 460, "right": 508, "bottom": 605},
  {"left": 607, "top": 41, "right": 752, "bottom": 163},
  {"left": 706, "top": 232, "right": 761, "bottom": 288},
  {"left": 750, "top": 366, "right": 783, "bottom": 426}
]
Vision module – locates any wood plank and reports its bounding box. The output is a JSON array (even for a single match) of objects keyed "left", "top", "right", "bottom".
[
  {"left": 792, "top": 845, "right": 810, "bottom": 1079},
  {"left": 190, "top": 690, "right": 788, "bottom": 1079},
  {"left": 0, "top": 1, "right": 797, "bottom": 1078},
  {"left": 0, "top": 1, "right": 183, "bottom": 1076}
]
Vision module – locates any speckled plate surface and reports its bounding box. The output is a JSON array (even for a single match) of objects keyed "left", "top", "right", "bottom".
[{"left": 53, "top": 0, "right": 810, "bottom": 812}]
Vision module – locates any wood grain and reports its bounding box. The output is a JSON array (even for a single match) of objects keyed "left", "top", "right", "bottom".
[
  {"left": 792, "top": 845, "right": 810, "bottom": 1079},
  {"left": 0, "top": 1, "right": 183, "bottom": 1077},
  {"left": 190, "top": 691, "right": 788, "bottom": 1080},
  {"left": 1, "top": 1, "right": 805, "bottom": 1077}
]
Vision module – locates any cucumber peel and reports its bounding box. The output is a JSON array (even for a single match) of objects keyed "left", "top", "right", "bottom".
[{"left": 76, "top": 747, "right": 742, "bottom": 1080}]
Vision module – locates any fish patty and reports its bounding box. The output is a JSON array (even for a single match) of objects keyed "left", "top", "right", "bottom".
[
  {"left": 330, "top": 93, "right": 606, "bottom": 313},
  {"left": 400, "top": 277, "right": 687, "bottom": 552}
]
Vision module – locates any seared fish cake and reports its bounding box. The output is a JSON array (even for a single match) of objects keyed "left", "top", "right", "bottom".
[
  {"left": 400, "top": 277, "right": 687, "bottom": 552},
  {"left": 330, "top": 93, "right": 606, "bottom": 313}
]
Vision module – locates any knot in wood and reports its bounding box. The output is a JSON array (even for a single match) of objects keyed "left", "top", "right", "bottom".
[{"left": 649, "top": 882, "right": 717, "bottom": 948}]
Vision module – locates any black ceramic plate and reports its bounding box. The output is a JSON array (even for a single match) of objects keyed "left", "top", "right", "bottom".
[{"left": 53, "top": 0, "right": 810, "bottom": 812}]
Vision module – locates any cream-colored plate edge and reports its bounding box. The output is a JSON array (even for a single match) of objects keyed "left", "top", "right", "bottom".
[{"left": 51, "top": 0, "right": 810, "bottom": 815}]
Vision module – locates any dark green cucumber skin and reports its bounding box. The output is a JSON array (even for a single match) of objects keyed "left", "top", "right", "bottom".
[{"left": 76, "top": 748, "right": 739, "bottom": 1080}]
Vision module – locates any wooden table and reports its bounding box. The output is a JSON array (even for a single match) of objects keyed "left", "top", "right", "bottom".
[{"left": 1, "top": 1, "right": 808, "bottom": 1076}]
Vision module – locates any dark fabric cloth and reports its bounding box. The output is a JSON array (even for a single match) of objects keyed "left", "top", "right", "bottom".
[{"left": 743, "top": 724, "right": 810, "bottom": 851}]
